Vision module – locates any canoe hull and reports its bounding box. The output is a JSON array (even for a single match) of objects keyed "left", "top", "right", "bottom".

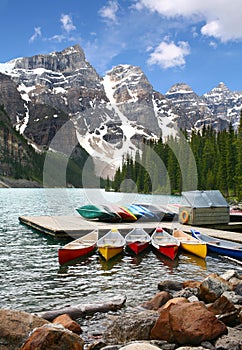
[
  {"left": 180, "top": 242, "right": 207, "bottom": 259},
  {"left": 127, "top": 241, "right": 150, "bottom": 255},
  {"left": 173, "top": 229, "right": 207, "bottom": 259},
  {"left": 151, "top": 227, "right": 180, "bottom": 260},
  {"left": 125, "top": 227, "right": 151, "bottom": 255},
  {"left": 155, "top": 244, "right": 179, "bottom": 260},
  {"left": 191, "top": 230, "right": 242, "bottom": 260},
  {"left": 97, "top": 228, "right": 125, "bottom": 261},
  {"left": 98, "top": 246, "right": 123, "bottom": 261},
  {"left": 58, "top": 230, "right": 98, "bottom": 265},
  {"left": 205, "top": 244, "right": 242, "bottom": 260},
  {"left": 58, "top": 244, "right": 96, "bottom": 265}
]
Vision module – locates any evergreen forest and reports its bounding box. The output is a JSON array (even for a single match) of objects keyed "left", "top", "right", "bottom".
[{"left": 110, "top": 114, "right": 242, "bottom": 201}]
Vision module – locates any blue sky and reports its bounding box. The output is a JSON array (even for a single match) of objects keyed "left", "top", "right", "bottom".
[{"left": 0, "top": 0, "right": 242, "bottom": 95}]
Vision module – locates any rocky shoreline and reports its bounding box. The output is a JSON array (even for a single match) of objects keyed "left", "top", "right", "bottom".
[
  {"left": 0, "top": 270, "right": 241, "bottom": 350},
  {"left": 0, "top": 176, "right": 42, "bottom": 188}
]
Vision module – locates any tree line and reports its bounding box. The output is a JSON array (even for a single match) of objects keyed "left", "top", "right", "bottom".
[{"left": 110, "top": 114, "right": 242, "bottom": 201}]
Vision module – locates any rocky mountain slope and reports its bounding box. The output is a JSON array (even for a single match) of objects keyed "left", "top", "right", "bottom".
[{"left": 0, "top": 44, "right": 241, "bottom": 179}]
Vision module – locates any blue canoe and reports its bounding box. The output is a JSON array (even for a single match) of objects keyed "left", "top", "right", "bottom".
[
  {"left": 128, "top": 204, "right": 157, "bottom": 220},
  {"left": 191, "top": 229, "right": 242, "bottom": 260}
]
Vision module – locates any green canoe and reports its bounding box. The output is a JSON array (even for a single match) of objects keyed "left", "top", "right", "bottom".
[{"left": 76, "top": 204, "right": 121, "bottom": 222}]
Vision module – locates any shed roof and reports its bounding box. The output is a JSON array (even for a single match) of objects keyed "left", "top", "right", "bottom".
[{"left": 181, "top": 190, "right": 228, "bottom": 208}]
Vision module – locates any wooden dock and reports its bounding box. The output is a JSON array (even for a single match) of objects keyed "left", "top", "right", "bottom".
[{"left": 19, "top": 215, "right": 242, "bottom": 243}]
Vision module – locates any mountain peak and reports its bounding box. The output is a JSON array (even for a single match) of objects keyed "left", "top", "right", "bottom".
[
  {"left": 13, "top": 44, "right": 86, "bottom": 72},
  {"left": 213, "top": 81, "right": 230, "bottom": 93},
  {"left": 166, "top": 82, "right": 194, "bottom": 95},
  {"left": 52, "top": 44, "right": 85, "bottom": 59}
]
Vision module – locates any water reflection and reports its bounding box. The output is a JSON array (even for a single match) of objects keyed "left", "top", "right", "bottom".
[
  {"left": 151, "top": 249, "right": 179, "bottom": 272},
  {"left": 178, "top": 252, "right": 207, "bottom": 270},
  {"left": 126, "top": 248, "right": 151, "bottom": 265},
  {"left": 98, "top": 253, "right": 124, "bottom": 271}
]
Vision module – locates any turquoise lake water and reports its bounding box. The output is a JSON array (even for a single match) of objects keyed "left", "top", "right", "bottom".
[{"left": 1, "top": 188, "right": 241, "bottom": 335}]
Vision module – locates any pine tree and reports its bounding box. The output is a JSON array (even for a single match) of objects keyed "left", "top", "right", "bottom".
[{"left": 235, "top": 114, "right": 242, "bottom": 200}]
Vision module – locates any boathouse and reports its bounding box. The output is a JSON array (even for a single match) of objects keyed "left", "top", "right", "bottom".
[{"left": 179, "top": 190, "right": 230, "bottom": 225}]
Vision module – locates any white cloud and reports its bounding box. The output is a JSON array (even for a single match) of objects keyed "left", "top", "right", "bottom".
[
  {"left": 29, "top": 27, "right": 42, "bottom": 43},
  {"left": 99, "top": 0, "right": 119, "bottom": 24},
  {"left": 135, "top": 0, "right": 242, "bottom": 42},
  {"left": 147, "top": 40, "right": 190, "bottom": 69},
  {"left": 46, "top": 34, "right": 66, "bottom": 43},
  {"left": 60, "top": 14, "right": 76, "bottom": 33}
]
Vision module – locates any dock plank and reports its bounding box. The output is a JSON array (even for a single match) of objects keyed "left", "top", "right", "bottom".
[{"left": 19, "top": 215, "right": 242, "bottom": 243}]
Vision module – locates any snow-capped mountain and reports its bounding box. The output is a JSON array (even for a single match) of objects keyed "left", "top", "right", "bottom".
[{"left": 0, "top": 44, "right": 241, "bottom": 177}]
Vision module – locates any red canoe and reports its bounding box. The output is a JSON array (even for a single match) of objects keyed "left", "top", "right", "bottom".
[
  {"left": 125, "top": 227, "right": 151, "bottom": 255},
  {"left": 151, "top": 227, "right": 180, "bottom": 260},
  {"left": 58, "top": 229, "right": 98, "bottom": 265},
  {"left": 108, "top": 205, "right": 137, "bottom": 222}
]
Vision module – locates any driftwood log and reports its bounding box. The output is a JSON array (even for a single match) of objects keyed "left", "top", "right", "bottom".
[{"left": 35, "top": 295, "right": 126, "bottom": 321}]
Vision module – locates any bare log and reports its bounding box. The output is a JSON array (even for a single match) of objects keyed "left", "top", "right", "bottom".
[{"left": 35, "top": 295, "right": 126, "bottom": 321}]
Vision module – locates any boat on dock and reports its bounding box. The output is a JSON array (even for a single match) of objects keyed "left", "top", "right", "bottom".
[
  {"left": 138, "top": 203, "right": 176, "bottom": 221},
  {"left": 128, "top": 204, "right": 157, "bottom": 221},
  {"left": 191, "top": 229, "right": 242, "bottom": 260},
  {"left": 76, "top": 204, "right": 121, "bottom": 222},
  {"left": 108, "top": 205, "right": 137, "bottom": 222},
  {"left": 58, "top": 229, "right": 98, "bottom": 265},
  {"left": 173, "top": 228, "right": 207, "bottom": 258},
  {"left": 151, "top": 227, "right": 180, "bottom": 260},
  {"left": 125, "top": 227, "right": 151, "bottom": 255},
  {"left": 97, "top": 228, "right": 125, "bottom": 261}
]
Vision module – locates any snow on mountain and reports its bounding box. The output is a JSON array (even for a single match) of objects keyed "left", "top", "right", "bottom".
[{"left": 0, "top": 45, "right": 241, "bottom": 178}]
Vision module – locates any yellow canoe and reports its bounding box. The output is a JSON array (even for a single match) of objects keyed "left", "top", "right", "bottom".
[
  {"left": 97, "top": 228, "right": 125, "bottom": 261},
  {"left": 98, "top": 246, "right": 124, "bottom": 261},
  {"left": 173, "top": 229, "right": 207, "bottom": 259}
]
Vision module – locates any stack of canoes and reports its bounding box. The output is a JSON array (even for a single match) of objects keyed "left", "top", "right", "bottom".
[{"left": 76, "top": 203, "right": 176, "bottom": 223}]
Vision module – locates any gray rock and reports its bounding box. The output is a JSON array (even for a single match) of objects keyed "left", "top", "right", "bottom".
[
  {"left": 103, "top": 311, "right": 158, "bottom": 345},
  {"left": 222, "top": 291, "right": 242, "bottom": 305},
  {"left": 214, "top": 325, "right": 242, "bottom": 350},
  {"left": 119, "top": 343, "right": 160, "bottom": 349},
  {"left": 173, "top": 287, "right": 199, "bottom": 299},
  {"left": 158, "top": 280, "right": 183, "bottom": 292},
  {"left": 220, "top": 270, "right": 238, "bottom": 281}
]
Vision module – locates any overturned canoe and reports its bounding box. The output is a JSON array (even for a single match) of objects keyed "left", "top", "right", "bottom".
[{"left": 76, "top": 204, "right": 120, "bottom": 222}]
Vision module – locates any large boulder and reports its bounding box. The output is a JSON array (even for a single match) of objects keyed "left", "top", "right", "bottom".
[
  {"left": 199, "top": 273, "right": 233, "bottom": 303},
  {"left": 20, "top": 323, "right": 84, "bottom": 350},
  {"left": 103, "top": 311, "right": 158, "bottom": 344},
  {"left": 150, "top": 301, "right": 227, "bottom": 345},
  {"left": 0, "top": 309, "right": 49, "bottom": 350}
]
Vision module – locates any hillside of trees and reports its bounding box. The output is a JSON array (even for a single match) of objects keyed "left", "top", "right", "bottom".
[
  {"left": 0, "top": 105, "right": 97, "bottom": 188},
  {"left": 110, "top": 114, "right": 242, "bottom": 201}
]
